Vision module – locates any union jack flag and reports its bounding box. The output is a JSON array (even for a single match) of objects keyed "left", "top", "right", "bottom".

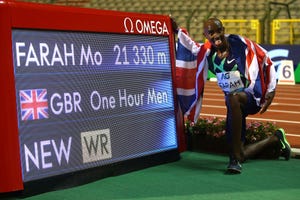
[
  {"left": 175, "top": 29, "right": 276, "bottom": 122},
  {"left": 19, "top": 89, "right": 49, "bottom": 121}
]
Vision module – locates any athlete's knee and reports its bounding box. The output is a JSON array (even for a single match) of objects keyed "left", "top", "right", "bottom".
[
  {"left": 226, "top": 93, "right": 240, "bottom": 109},
  {"left": 226, "top": 92, "right": 247, "bottom": 109}
]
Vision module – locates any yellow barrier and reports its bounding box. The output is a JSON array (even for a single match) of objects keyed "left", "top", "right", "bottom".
[
  {"left": 271, "top": 19, "right": 300, "bottom": 44},
  {"left": 221, "top": 19, "right": 261, "bottom": 43}
]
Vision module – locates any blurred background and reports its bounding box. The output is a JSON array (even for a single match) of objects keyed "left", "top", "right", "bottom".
[{"left": 20, "top": 0, "right": 300, "bottom": 44}]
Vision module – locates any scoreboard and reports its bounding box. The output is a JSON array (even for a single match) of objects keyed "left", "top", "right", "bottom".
[{"left": 0, "top": 0, "right": 182, "bottom": 193}]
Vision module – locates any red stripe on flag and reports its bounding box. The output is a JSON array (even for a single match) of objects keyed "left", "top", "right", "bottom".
[{"left": 176, "top": 67, "right": 197, "bottom": 89}]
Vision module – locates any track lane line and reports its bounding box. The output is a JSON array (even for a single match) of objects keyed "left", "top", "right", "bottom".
[
  {"left": 200, "top": 113, "right": 300, "bottom": 124},
  {"left": 202, "top": 104, "right": 300, "bottom": 114}
]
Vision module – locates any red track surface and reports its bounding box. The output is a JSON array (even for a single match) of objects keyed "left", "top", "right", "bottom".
[{"left": 201, "top": 81, "right": 300, "bottom": 148}]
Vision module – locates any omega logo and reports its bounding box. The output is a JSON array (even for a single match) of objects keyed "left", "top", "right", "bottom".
[{"left": 123, "top": 17, "right": 169, "bottom": 35}]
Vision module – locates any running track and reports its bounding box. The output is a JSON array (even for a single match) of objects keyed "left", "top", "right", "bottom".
[{"left": 201, "top": 81, "right": 300, "bottom": 148}]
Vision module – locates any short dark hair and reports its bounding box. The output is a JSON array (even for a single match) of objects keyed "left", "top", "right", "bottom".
[{"left": 204, "top": 17, "right": 224, "bottom": 29}]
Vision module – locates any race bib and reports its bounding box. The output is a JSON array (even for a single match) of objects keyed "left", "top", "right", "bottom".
[{"left": 216, "top": 71, "right": 244, "bottom": 93}]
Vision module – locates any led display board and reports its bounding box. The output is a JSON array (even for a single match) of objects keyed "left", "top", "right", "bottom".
[{"left": 0, "top": 0, "right": 181, "bottom": 193}]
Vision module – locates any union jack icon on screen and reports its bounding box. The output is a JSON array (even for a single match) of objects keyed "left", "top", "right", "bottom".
[{"left": 19, "top": 89, "right": 49, "bottom": 121}]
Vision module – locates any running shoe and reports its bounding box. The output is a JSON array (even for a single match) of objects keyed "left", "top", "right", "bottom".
[
  {"left": 275, "top": 128, "right": 291, "bottom": 160},
  {"left": 227, "top": 158, "right": 242, "bottom": 174}
]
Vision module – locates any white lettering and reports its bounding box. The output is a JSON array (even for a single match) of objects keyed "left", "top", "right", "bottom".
[
  {"left": 16, "top": 42, "right": 26, "bottom": 67},
  {"left": 40, "top": 43, "right": 50, "bottom": 66},
  {"left": 147, "top": 88, "right": 168, "bottom": 104},
  {"left": 50, "top": 93, "right": 63, "bottom": 115},
  {"left": 136, "top": 20, "right": 143, "bottom": 33},
  {"left": 15, "top": 42, "right": 75, "bottom": 66},
  {"left": 24, "top": 142, "right": 39, "bottom": 172},
  {"left": 118, "top": 89, "right": 144, "bottom": 107},
  {"left": 80, "top": 45, "right": 94, "bottom": 65},
  {"left": 24, "top": 137, "right": 72, "bottom": 172},
  {"left": 119, "top": 89, "right": 127, "bottom": 107},
  {"left": 26, "top": 43, "right": 40, "bottom": 66},
  {"left": 90, "top": 91, "right": 116, "bottom": 110},
  {"left": 94, "top": 51, "right": 102, "bottom": 65},
  {"left": 80, "top": 45, "right": 102, "bottom": 66},
  {"left": 40, "top": 140, "right": 52, "bottom": 169},
  {"left": 135, "top": 20, "right": 169, "bottom": 35},
  {"left": 51, "top": 43, "right": 64, "bottom": 66},
  {"left": 52, "top": 137, "right": 72, "bottom": 165},
  {"left": 64, "top": 93, "right": 73, "bottom": 114},
  {"left": 50, "top": 92, "right": 82, "bottom": 115},
  {"left": 63, "top": 43, "right": 75, "bottom": 65}
]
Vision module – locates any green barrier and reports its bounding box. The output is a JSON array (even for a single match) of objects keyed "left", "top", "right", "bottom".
[
  {"left": 295, "top": 63, "right": 300, "bottom": 83},
  {"left": 208, "top": 70, "right": 216, "bottom": 80}
]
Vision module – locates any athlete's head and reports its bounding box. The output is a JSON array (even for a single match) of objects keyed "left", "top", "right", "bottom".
[{"left": 203, "top": 18, "right": 227, "bottom": 50}]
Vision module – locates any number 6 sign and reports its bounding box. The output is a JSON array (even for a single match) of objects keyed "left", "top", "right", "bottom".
[{"left": 278, "top": 60, "right": 295, "bottom": 85}]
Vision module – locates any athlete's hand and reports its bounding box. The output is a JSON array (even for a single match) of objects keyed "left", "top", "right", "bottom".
[
  {"left": 170, "top": 16, "right": 178, "bottom": 33},
  {"left": 260, "top": 91, "right": 275, "bottom": 114}
]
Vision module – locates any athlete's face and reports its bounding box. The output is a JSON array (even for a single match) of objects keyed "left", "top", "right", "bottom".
[{"left": 203, "top": 19, "right": 226, "bottom": 49}]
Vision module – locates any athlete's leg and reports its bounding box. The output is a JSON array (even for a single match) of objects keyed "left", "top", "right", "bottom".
[
  {"left": 225, "top": 91, "right": 247, "bottom": 162},
  {"left": 226, "top": 91, "right": 290, "bottom": 173},
  {"left": 242, "top": 134, "right": 279, "bottom": 160},
  {"left": 238, "top": 92, "right": 284, "bottom": 161}
]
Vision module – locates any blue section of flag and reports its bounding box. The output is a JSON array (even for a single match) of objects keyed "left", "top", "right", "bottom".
[
  {"left": 177, "top": 94, "right": 196, "bottom": 114},
  {"left": 176, "top": 39, "right": 197, "bottom": 62}
]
